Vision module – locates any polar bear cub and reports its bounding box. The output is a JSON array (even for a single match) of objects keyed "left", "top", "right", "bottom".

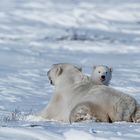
[{"left": 91, "top": 65, "right": 112, "bottom": 86}]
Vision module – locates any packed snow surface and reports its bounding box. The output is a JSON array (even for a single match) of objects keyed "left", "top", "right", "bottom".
[{"left": 0, "top": 0, "right": 140, "bottom": 139}]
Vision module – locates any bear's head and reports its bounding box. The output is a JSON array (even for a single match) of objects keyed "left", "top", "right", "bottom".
[
  {"left": 91, "top": 65, "right": 112, "bottom": 86},
  {"left": 47, "top": 63, "right": 83, "bottom": 87}
]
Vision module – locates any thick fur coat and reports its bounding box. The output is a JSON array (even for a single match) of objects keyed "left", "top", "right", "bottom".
[{"left": 38, "top": 63, "right": 140, "bottom": 123}]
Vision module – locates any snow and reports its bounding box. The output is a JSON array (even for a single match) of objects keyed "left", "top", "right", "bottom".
[
  {"left": 64, "top": 129, "right": 94, "bottom": 140},
  {"left": 0, "top": 0, "right": 140, "bottom": 139}
]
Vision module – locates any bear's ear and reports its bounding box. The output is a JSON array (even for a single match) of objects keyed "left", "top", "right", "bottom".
[
  {"left": 74, "top": 65, "right": 82, "bottom": 72},
  {"left": 110, "top": 67, "right": 113, "bottom": 72},
  {"left": 56, "top": 66, "right": 63, "bottom": 76},
  {"left": 78, "top": 66, "right": 82, "bottom": 72},
  {"left": 93, "top": 66, "right": 96, "bottom": 69}
]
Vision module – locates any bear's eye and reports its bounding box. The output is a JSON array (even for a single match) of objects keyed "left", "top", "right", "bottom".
[
  {"left": 98, "top": 71, "right": 101, "bottom": 73},
  {"left": 106, "top": 72, "right": 108, "bottom": 74}
]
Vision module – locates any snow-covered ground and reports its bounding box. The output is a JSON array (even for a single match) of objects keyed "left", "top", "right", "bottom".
[{"left": 0, "top": 0, "right": 140, "bottom": 139}]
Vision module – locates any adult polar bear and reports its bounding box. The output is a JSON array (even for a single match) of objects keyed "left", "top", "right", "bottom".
[{"left": 39, "top": 63, "right": 140, "bottom": 123}]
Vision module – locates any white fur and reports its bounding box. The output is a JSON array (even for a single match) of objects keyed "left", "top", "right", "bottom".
[
  {"left": 38, "top": 63, "right": 85, "bottom": 122},
  {"left": 38, "top": 63, "right": 140, "bottom": 123},
  {"left": 91, "top": 65, "right": 112, "bottom": 86}
]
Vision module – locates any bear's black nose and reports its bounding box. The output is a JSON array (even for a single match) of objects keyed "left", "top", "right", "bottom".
[{"left": 101, "top": 75, "right": 105, "bottom": 79}]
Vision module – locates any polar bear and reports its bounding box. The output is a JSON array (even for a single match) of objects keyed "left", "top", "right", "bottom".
[
  {"left": 38, "top": 63, "right": 140, "bottom": 123},
  {"left": 91, "top": 65, "right": 112, "bottom": 86},
  {"left": 69, "top": 82, "right": 137, "bottom": 123},
  {"left": 38, "top": 63, "right": 85, "bottom": 122}
]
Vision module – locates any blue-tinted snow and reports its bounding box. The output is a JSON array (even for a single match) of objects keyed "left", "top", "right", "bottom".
[{"left": 0, "top": 0, "right": 140, "bottom": 139}]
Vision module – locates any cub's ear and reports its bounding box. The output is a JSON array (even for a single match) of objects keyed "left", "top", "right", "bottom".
[
  {"left": 110, "top": 67, "right": 113, "bottom": 72},
  {"left": 93, "top": 66, "right": 96, "bottom": 69},
  {"left": 56, "top": 66, "right": 63, "bottom": 76}
]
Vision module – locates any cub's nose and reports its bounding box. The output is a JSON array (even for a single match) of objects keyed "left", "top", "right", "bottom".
[{"left": 101, "top": 75, "right": 105, "bottom": 79}]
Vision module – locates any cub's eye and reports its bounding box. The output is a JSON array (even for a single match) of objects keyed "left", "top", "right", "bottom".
[
  {"left": 106, "top": 72, "right": 108, "bottom": 74},
  {"left": 98, "top": 71, "right": 101, "bottom": 73}
]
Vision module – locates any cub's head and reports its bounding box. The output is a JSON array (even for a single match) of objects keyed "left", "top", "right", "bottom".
[
  {"left": 47, "top": 63, "right": 83, "bottom": 86},
  {"left": 91, "top": 65, "right": 112, "bottom": 86}
]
